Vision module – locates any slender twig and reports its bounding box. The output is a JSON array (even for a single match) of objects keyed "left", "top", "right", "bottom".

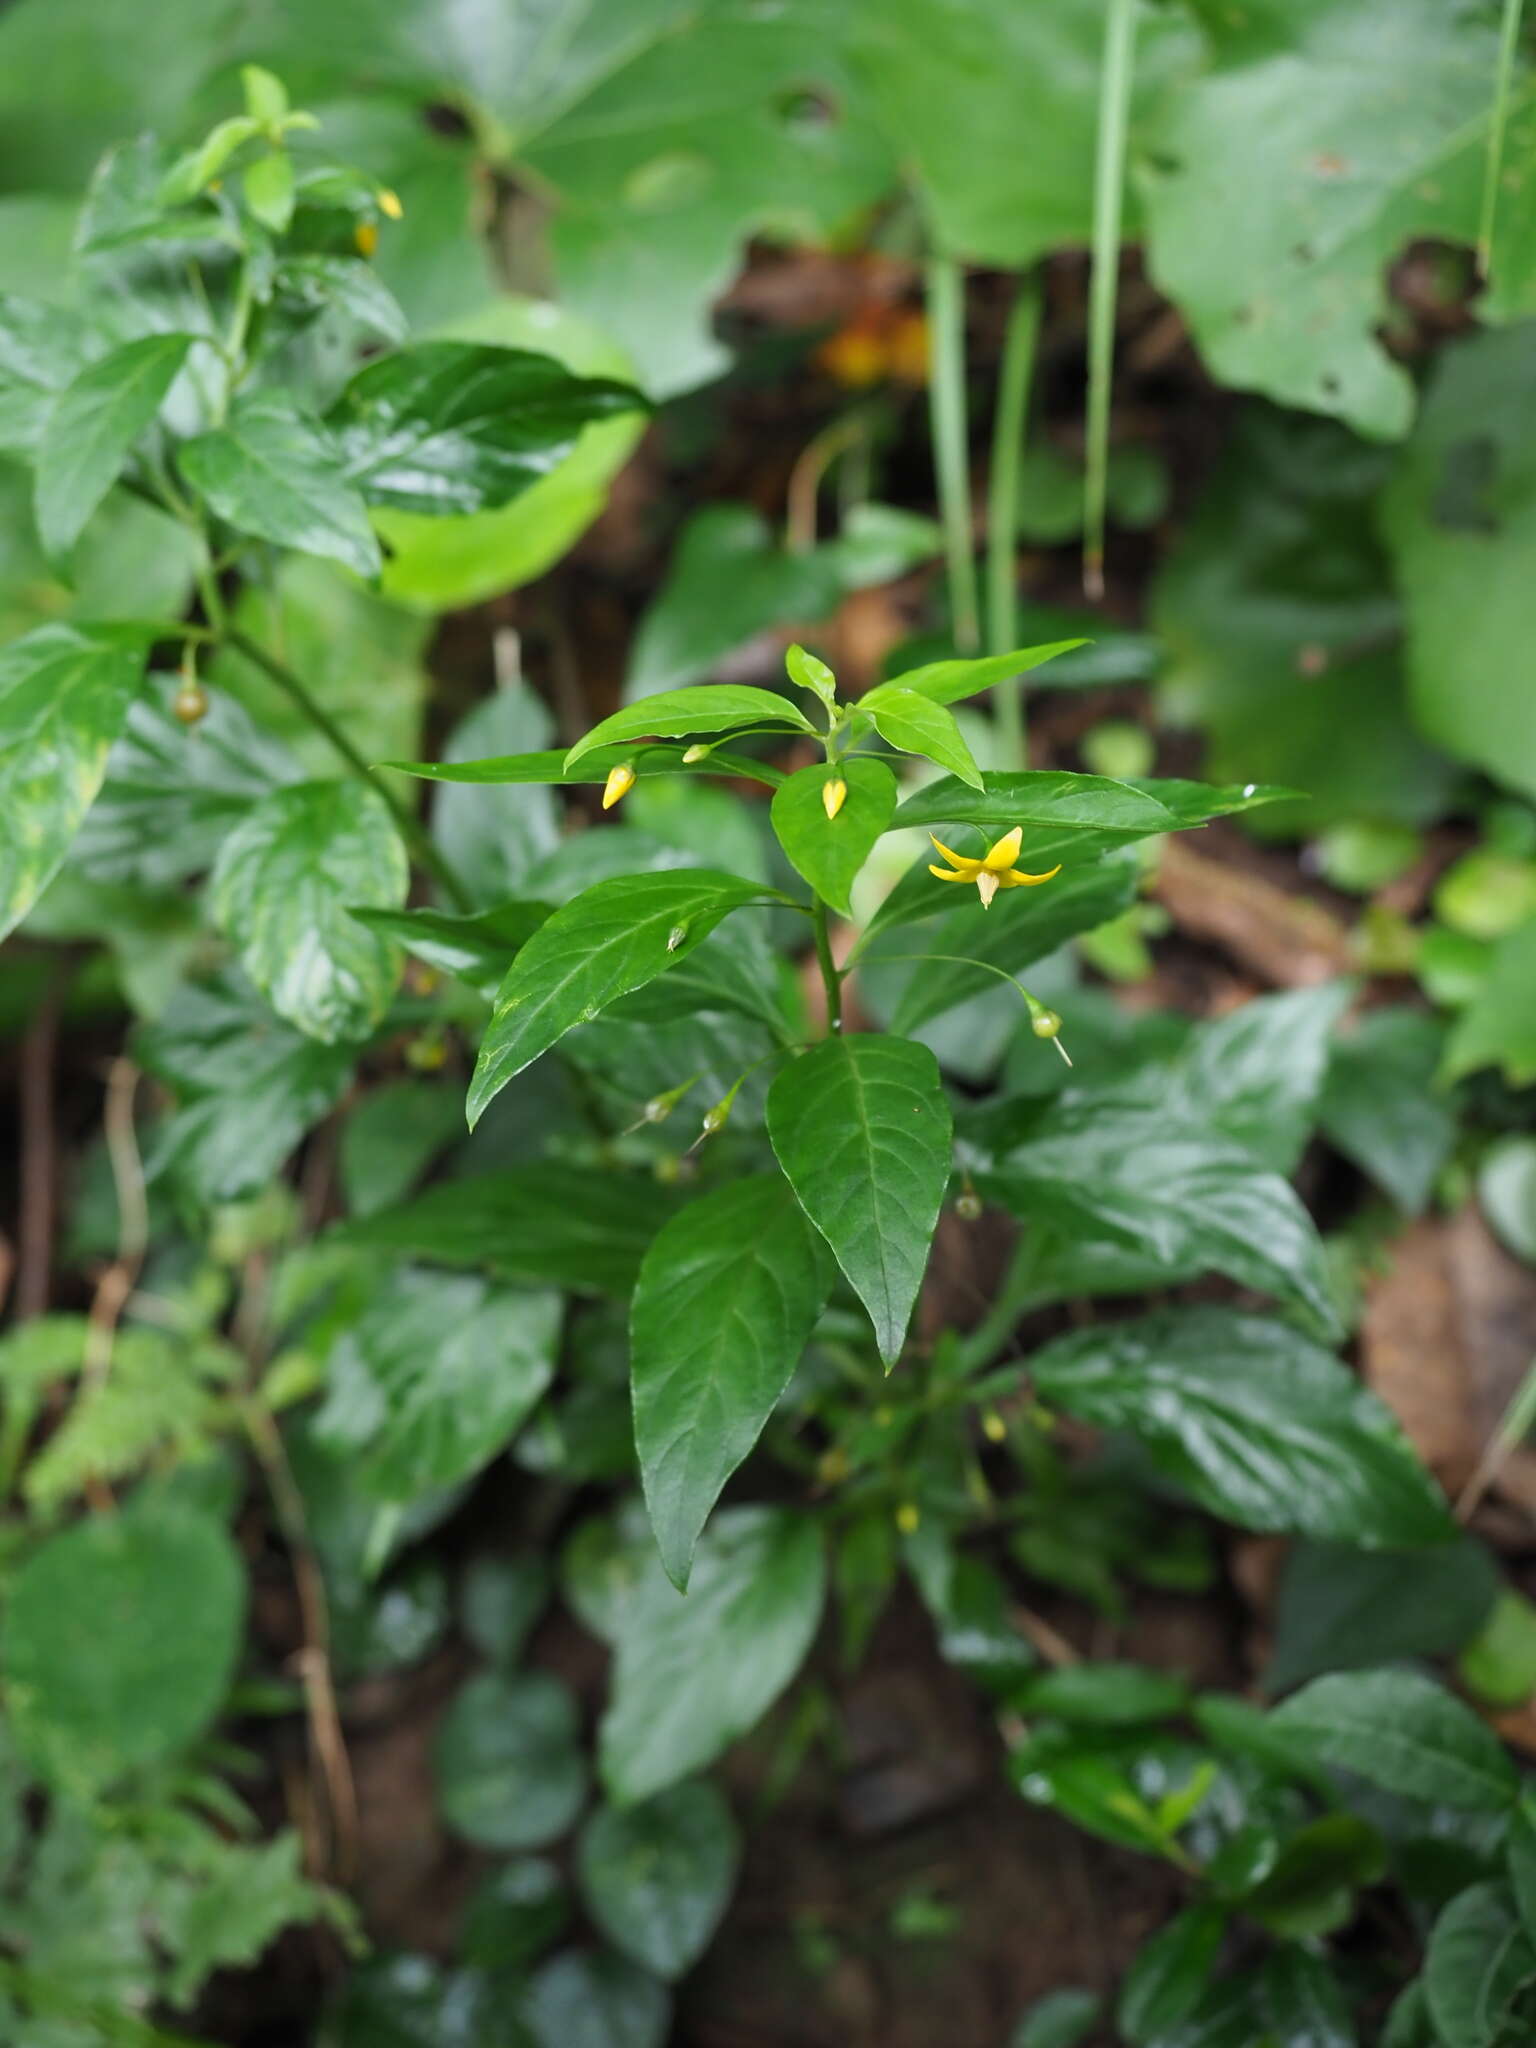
[
  {"left": 812, "top": 898, "right": 843, "bottom": 1034},
  {"left": 1479, "top": 0, "right": 1527, "bottom": 276},
  {"left": 924, "top": 254, "right": 980, "bottom": 650},
  {"left": 1456, "top": 1350, "right": 1536, "bottom": 1521},
  {"left": 82, "top": 1060, "right": 149, "bottom": 1390},
  {"left": 15, "top": 962, "right": 67, "bottom": 1321},
  {"left": 986, "top": 269, "right": 1044, "bottom": 766},
  {"left": 786, "top": 413, "right": 867, "bottom": 553},
  {"left": 226, "top": 627, "right": 473, "bottom": 910},
  {"left": 1084, "top": 0, "right": 1141, "bottom": 600}
]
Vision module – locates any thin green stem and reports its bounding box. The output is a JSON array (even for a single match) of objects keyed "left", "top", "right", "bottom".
[
  {"left": 1084, "top": 0, "right": 1140, "bottom": 601},
  {"left": 924, "top": 253, "right": 980, "bottom": 651},
  {"left": 812, "top": 897, "right": 843, "bottom": 1034},
  {"left": 986, "top": 269, "right": 1043, "bottom": 767},
  {"left": 1479, "top": 0, "right": 1527, "bottom": 276},
  {"left": 227, "top": 627, "right": 474, "bottom": 911}
]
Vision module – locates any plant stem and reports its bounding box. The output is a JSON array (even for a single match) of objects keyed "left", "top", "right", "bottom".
[
  {"left": 1480, "top": 0, "right": 1527, "bottom": 276},
  {"left": 925, "top": 253, "right": 980, "bottom": 651},
  {"left": 986, "top": 269, "right": 1043, "bottom": 767},
  {"left": 812, "top": 897, "right": 843, "bottom": 1034},
  {"left": 227, "top": 627, "right": 473, "bottom": 910},
  {"left": 1084, "top": 0, "right": 1140, "bottom": 601}
]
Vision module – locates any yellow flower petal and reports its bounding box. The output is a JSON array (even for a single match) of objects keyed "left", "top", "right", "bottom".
[
  {"left": 927, "top": 831, "right": 978, "bottom": 873},
  {"left": 999, "top": 864, "right": 1062, "bottom": 889},
  {"left": 975, "top": 870, "right": 1000, "bottom": 908},
  {"left": 928, "top": 864, "right": 971, "bottom": 881},
  {"left": 983, "top": 825, "right": 1024, "bottom": 871}
]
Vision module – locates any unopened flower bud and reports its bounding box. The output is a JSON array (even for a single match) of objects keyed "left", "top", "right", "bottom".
[
  {"left": 602, "top": 762, "right": 636, "bottom": 810},
  {"left": 378, "top": 187, "right": 404, "bottom": 220},
  {"left": 982, "top": 1410, "right": 1007, "bottom": 1444},
  {"left": 955, "top": 1188, "right": 982, "bottom": 1222},
  {"left": 355, "top": 219, "right": 379, "bottom": 259},
  {"left": 822, "top": 776, "right": 848, "bottom": 821},
  {"left": 172, "top": 680, "right": 209, "bottom": 726},
  {"left": 1030, "top": 1007, "right": 1062, "bottom": 1040},
  {"left": 682, "top": 743, "right": 710, "bottom": 764},
  {"left": 701, "top": 1100, "right": 732, "bottom": 1135},
  {"left": 895, "top": 1501, "right": 921, "bottom": 1535}
]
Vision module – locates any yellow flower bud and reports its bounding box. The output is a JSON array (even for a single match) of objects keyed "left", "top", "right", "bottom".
[
  {"left": 955, "top": 1188, "right": 982, "bottom": 1222},
  {"left": 682, "top": 743, "right": 710, "bottom": 764},
  {"left": 378, "top": 187, "right": 404, "bottom": 220},
  {"left": 982, "top": 1410, "right": 1007, "bottom": 1444},
  {"left": 354, "top": 220, "right": 379, "bottom": 259},
  {"left": 822, "top": 776, "right": 848, "bottom": 821},
  {"left": 895, "top": 1501, "right": 921, "bottom": 1535},
  {"left": 602, "top": 762, "right": 636, "bottom": 810},
  {"left": 172, "top": 680, "right": 209, "bottom": 726}
]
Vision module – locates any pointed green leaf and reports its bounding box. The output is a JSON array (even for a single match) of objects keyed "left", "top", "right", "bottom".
[
  {"left": 348, "top": 901, "right": 552, "bottom": 998},
  {"left": 210, "top": 778, "right": 407, "bottom": 1043},
  {"left": 179, "top": 392, "right": 382, "bottom": 578},
  {"left": 436, "top": 1672, "right": 587, "bottom": 1851},
  {"left": 330, "top": 341, "right": 643, "bottom": 517},
  {"left": 35, "top": 331, "right": 195, "bottom": 558},
  {"left": 770, "top": 757, "right": 895, "bottom": 917},
  {"left": 392, "top": 741, "right": 784, "bottom": 791},
  {"left": 1272, "top": 1670, "right": 1517, "bottom": 1812},
  {"left": 243, "top": 148, "right": 295, "bottom": 233},
  {"left": 885, "top": 640, "right": 1087, "bottom": 705},
  {"left": 0, "top": 292, "right": 90, "bottom": 452},
  {"left": 467, "top": 868, "right": 768, "bottom": 1126},
  {"left": 0, "top": 622, "right": 147, "bottom": 941},
  {"left": 1425, "top": 1882, "right": 1536, "bottom": 2048},
  {"left": 633, "top": 1175, "right": 833, "bottom": 1591},
  {"left": 894, "top": 769, "right": 1175, "bottom": 836},
  {"left": 578, "top": 1780, "right": 740, "bottom": 1980},
  {"left": 861, "top": 685, "right": 982, "bottom": 789},
  {"left": 767, "top": 1034, "right": 952, "bottom": 1366},
  {"left": 565, "top": 684, "right": 815, "bottom": 772}
]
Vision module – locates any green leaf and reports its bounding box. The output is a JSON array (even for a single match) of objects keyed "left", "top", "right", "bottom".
[
  {"left": 431, "top": 681, "right": 559, "bottom": 904},
  {"left": 1381, "top": 326, "right": 1536, "bottom": 799},
  {"left": 1166, "top": 980, "right": 1352, "bottom": 1175},
  {"left": 1443, "top": 921, "right": 1536, "bottom": 1087},
  {"left": 349, "top": 902, "right": 551, "bottom": 999},
  {"left": 1243, "top": 1814, "right": 1387, "bottom": 1941},
  {"left": 883, "top": 641, "right": 1087, "bottom": 706},
  {"left": 600, "top": 1506, "right": 826, "bottom": 1804},
  {"left": 1017, "top": 1663, "right": 1189, "bottom": 1730},
  {"left": 0, "top": 622, "right": 150, "bottom": 939},
  {"left": 273, "top": 254, "right": 409, "bottom": 348},
  {"left": 394, "top": 740, "right": 784, "bottom": 792},
  {"left": 632, "top": 1175, "right": 833, "bottom": 1591},
  {"left": 1510, "top": 1790, "right": 1536, "bottom": 1940},
  {"left": 1267, "top": 1538, "right": 1499, "bottom": 1695},
  {"left": 770, "top": 757, "right": 895, "bottom": 917},
  {"left": 982, "top": 1103, "right": 1342, "bottom": 1338},
  {"left": 1255, "top": 1947, "right": 1357, "bottom": 2048},
  {"left": 1319, "top": 1008, "right": 1456, "bottom": 1213},
  {"left": 766, "top": 1034, "right": 953, "bottom": 1367},
  {"left": 578, "top": 1780, "right": 740, "bottom": 1979},
  {"left": 860, "top": 685, "right": 982, "bottom": 790},
  {"left": 1027, "top": 1308, "right": 1452, "bottom": 1547},
  {"left": 1478, "top": 1138, "right": 1536, "bottom": 1266},
  {"left": 1460, "top": 1591, "right": 1536, "bottom": 1711},
  {"left": 179, "top": 393, "right": 382, "bottom": 579},
  {"left": 1425, "top": 1882, "right": 1536, "bottom": 2048},
  {"left": 0, "top": 292, "right": 90, "bottom": 452},
  {"left": 565, "top": 684, "right": 814, "bottom": 772},
  {"left": 34, "top": 332, "right": 194, "bottom": 559},
  {"left": 462, "top": 1855, "right": 568, "bottom": 1975},
  {"left": 1010, "top": 1989, "right": 1102, "bottom": 2048},
  {"left": 523, "top": 1948, "right": 669, "bottom": 2048},
  {"left": 3, "top": 1499, "right": 244, "bottom": 1796},
  {"left": 211, "top": 779, "right": 408, "bottom": 1043},
  {"left": 461, "top": 1556, "right": 552, "bottom": 1670},
  {"left": 1271, "top": 1670, "right": 1518, "bottom": 1811},
  {"left": 243, "top": 148, "right": 294, "bottom": 233},
  {"left": 1117, "top": 1903, "right": 1227, "bottom": 2045},
  {"left": 335, "top": 1165, "right": 677, "bottom": 1296},
  {"left": 330, "top": 341, "right": 642, "bottom": 517},
  {"left": 467, "top": 869, "right": 768, "bottom": 1126},
  {"left": 160, "top": 1830, "right": 349, "bottom": 2010},
  {"left": 435, "top": 1672, "right": 587, "bottom": 1852},
  {"left": 316, "top": 1270, "right": 560, "bottom": 1500},
  {"left": 892, "top": 769, "right": 1174, "bottom": 842}
]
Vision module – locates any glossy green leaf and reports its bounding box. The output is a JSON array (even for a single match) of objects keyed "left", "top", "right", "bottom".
[
  {"left": 1271, "top": 1669, "right": 1518, "bottom": 1811},
  {"left": 316, "top": 1270, "right": 560, "bottom": 1499},
  {"left": 0, "top": 622, "right": 147, "bottom": 941},
  {"left": 430, "top": 681, "right": 560, "bottom": 904},
  {"left": 1027, "top": 1308, "right": 1452, "bottom": 1547},
  {"left": 336, "top": 1165, "right": 678, "bottom": 1296},
  {"left": 349, "top": 902, "right": 551, "bottom": 999},
  {"left": 1443, "top": 921, "right": 1536, "bottom": 1087},
  {"left": 0, "top": 291, "right": 90, "bottom": 452},
  {"left": 243, "top": 147, "right": 294, "bottom": 232},
  {"left": 1117, "top": 1903, "right": 1227, "bottom": 2045},
  {"left": 1243, "top": 1814, "right": 1387, "bottom": 1941},
  {"left": 34, "top": 331, "right": 194, "bottom": 558},
  {"left": 566, "top": 685, "right": 814, "bottom": 772},
  {"left": 1424, "top": 1882, "right": 1536, "bottom": 2048},
  {"left": 771, "top": 757, "right": 895, "bottom": 917},
  {"left": 767, "top": 1034, "right": 953, "bottom": 1366},
  {"left": 1255, "top": 1947, "right": 1357, "bottom": 2048},
  {"left": 1166, "top": 980, "right": 1352, "bottom": 1175},
  {"left": 467, "top": 868, "right": 768, "bottom": 1125},
  {"left": 1319, "top": 1008, "right": 1456, "bottom": 1213},
  {"left": 600, "top": 1506, "right": 826, "bottom": 1804},
  {"left": 884, "top": 641, "right": 1087, "bottom": 706},
  {"left": 1479, "top": 1138, "right": 1536, "bottom": 1266},
  {"left": 461, "top": 1556, "right": 552, "bottom": 1671},
  {"left": 394, "top": 740, "right": 784, "bottom": 792},
  {"left": 330, "top": 341, "right": 642, "bottom": 517},
  {"left": 211, "top": 778, "right": 407, "bottom": 1043},
  {"left": 3, "top": 1499, "right": 244, "bottom": 1796},
  {"left": 1266, "top": 1537, "right": 1499, "bottom": 1695},
  {"left": 340, "top": 1081, "right": 464, "bottom": 1221},
  {"left": 179, "top": 392, "right": 382, "bottom": 578},
  {"left": 632, "top": 1174, "right": 833, "bottom": 1591},
  {"left": 523, "top": 1948, "right": 670, "bottom": 2048},
  {"left": 1010, "top": 1990, "right": 1102, "bottom": 2048},
  {"left": 578, "top": 1780, "right": 740, "bottom": 1979},
  {"left": 462, "top": 1855, "right": 568, "bottom": 1975},
  {"left": 892, "top": 769, "right": 1174, "bottom": 840},
  {"left": 435, "top": 1672, "right": 587, "bottom": 1851},
  {"left": 861, "top": 685, "right": 982, "bottom": 790},
  {"left": 1017, "top": 1663, "right": 1189, "bottom": 1730}
]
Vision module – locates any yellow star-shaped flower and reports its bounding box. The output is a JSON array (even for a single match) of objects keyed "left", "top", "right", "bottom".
[{"left": 928, "top": 826, "right": 1060, "bottom": 908}]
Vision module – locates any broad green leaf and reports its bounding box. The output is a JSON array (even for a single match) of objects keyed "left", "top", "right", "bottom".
[
  {"left": 1011, "top": 1990, "right": 1102, "bottom": 2048},
  {"left": 243, "top": 147, "right": 295, "bottom": 232},
  {"left": 771, "top": 757, "right": 895, "bottom": 916},
  {"left": 179, "top": 393, "right": 382, "bottom": 578},
  {"left": 565, "top": 684, "right": 814, "bottom": 772},
  {"left": 160, "top": 1830, "right": 348, "bottom": 2010},
  {"left": 1010, "top": 1723, "right": 1212, "bottom": 1855},
  {"left": 272, "top": 254, "right": 409, "bottom": 347},
  {"left": 883, "top": 641, "right": 1087, "bottom": 706},
  {"left": 330, "top": 340, "right": 642, "bottom": 517},
  {"left": 435, "top": 1672, "right": 587, "bottom": 1851},
  {"left": 1381, "top": 325, "right": 1536, "bottom": 801},
  {"left": 1242, "top": 1814, "right": 1386, "bottom": 1941},
  {"left": 1510, "top": 1791, "right": 1536, "bottom": 1939},
  {"left": 632, "top": 1175, "right": 833, "bottom": 1591},
  {"left": 1319, "top": 1008, "right": 1456, "bottom": 1213},
  {"left": 906, "top": 1535, "right": 1037, "bottom": 1697},
  {"left": 1166, "top": 981, "right": 1352, "bottom": 1174},
  {"left": 430, "top": 678, "right": 559, "bottom": 904},
  {"left": 1255, "top": 1948, "right": 1357, "bottom": 2048},
  {"left": 341, "top": 1081, "right": 464, "bottom": 1221},
  {"left": 1271, "top": 1670, "right": 1518, "bottom": 1811},
  {"left": 523, "top": 1948, "right": 670, "bottom": 2048},
  {"left": 1117, "top": 1904, "right": 1227, "bottom": 2045},
  {"left": 393, "top": 740, "right": 784, "bottom": 792},
  {"left": 210, "top": 779, "right": 407, "bottom": 1043},
  {"left": 467, "top": 868, "right": 769, "bottom": 1125},
  {"left": 860, "top": 685, "right": 982, "bottom": 790},
  {"left": 892, "top": 769, "right": 1175, "bottom": 841},
  {"left": 3, "top": 1499, "right": 244, "bottom": 1796},
  {"left": 982, "top": 1100, "right": 1342, "bottom": 1337},
  {"left": 1018, "top": 1664, "right": 1189, "bottom": 1730},
  {"left": 34, "top": 332, "right": 194, "bottom": 557},
  {"left": 349, "top": 903, "right": 551, "bottom": 999},
  {"left": 1442, "top": 921, "right": 1536, "bottom": 1088},
  {"left": 1480, "top": 1138, "right": 1536, "bottom": 1267},
  {"left": 578, "top": 1781, "right": 740, "bottom": 1979},
  {"left": 1027, "top": 1309, "right": 1452, "bottom": 1547},
  {"left": 461, "top": 1556, "right": 552, "bottom": 1670},
  {"left": 315, "top": 1270, "right": 560, "bottom": 1500},
  {"left": 600, "top": 1506, "right": 826, "bottom": 1803},
  {"left": 1460, "top": 1591, "right": 1536, "bottom": 1710},
  {"left": 766, "top": 1034, "right": 952, "bottom": 1366},
  {"left": 137, "top": 971, "right": 355, "bottom": 1204},
  {"left": 0, "top": 622, "right": 147, "bottom": 941},
  {"left": 336, "top": 1165, "right": 678, "bottom": 1296},
  {"left": 462, "top": 1855, "right": 568, "bottom": 1975},
  {"left": 1424, "top": 1883, "right": 1536, "bottom": 2048},
  {"left": 1266, "top": 1538, "right": 1499, "bottom": 1695},
  {"left": 0, "top": 292, "right": 90, "bottom": 451}
]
